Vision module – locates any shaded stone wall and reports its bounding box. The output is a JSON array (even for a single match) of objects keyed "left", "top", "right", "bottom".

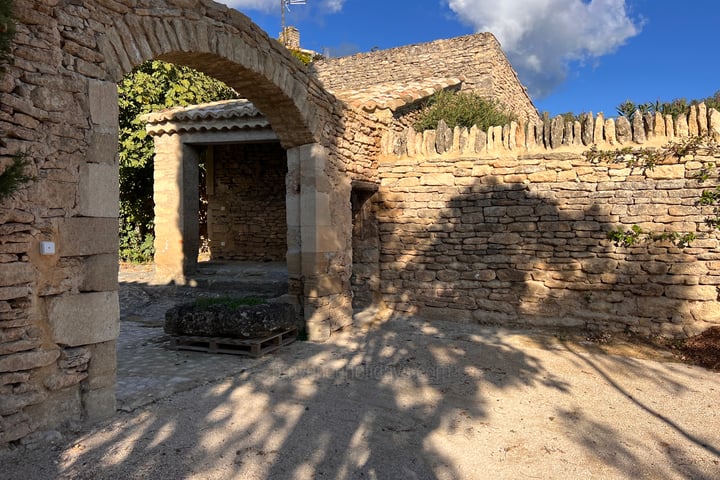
[
  {"left": 311, "top": 33, "right": 539, "bottom": 122},
  {"left": 376, "top": 112, "right": 720, "bottom": 336},
  {"left": 0, "top": 0, "right": 352, "bottom": 447},
  {"left": 208, "top": 143, "right": 287, "bottom": 261}
]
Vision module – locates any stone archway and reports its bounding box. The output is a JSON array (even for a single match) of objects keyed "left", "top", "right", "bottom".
[{"left": 0, "top": 0, "right": 352, "bottom": 444}]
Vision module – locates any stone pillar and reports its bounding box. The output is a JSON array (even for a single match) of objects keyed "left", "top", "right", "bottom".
[
  {"left": 70, "top": 79, "right": 121, "bottom": 425},
  {"left": 288, "top": 144, "right": 353, "bottom": 341},
  {"left": 152, "top": 135, "right": 200, "bottom": 284}
]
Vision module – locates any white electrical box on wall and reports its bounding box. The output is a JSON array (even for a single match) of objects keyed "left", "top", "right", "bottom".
[{"left": 40, "top": 241, "right": 56, "bottom": 256}]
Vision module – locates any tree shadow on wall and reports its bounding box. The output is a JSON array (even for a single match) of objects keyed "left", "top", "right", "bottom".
[{"left": 374, "top": 172, "right": 720, "bottom": 478}]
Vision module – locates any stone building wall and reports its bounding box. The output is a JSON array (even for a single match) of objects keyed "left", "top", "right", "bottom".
[
  {"left": 370, "top": 106, "right": 720, "bottom": 337},
  {"left": 310, "top": 33, "right": 539, "bottom": 122},
  {"left": 0, "top": 0, "right": 350, "bottom": 447},
  {"left": 208, "top": 143, "right": 287, "bottom": 261}
]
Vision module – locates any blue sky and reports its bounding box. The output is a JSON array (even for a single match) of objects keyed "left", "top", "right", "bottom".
[{"left": 222, "top": 1, "right": 719, "bottom": 117}]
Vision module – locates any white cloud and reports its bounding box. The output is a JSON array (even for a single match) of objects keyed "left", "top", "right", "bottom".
[
  {"left": 223, "top": 0, "right": 345, "bottom": 14},
  {"left": 446, "top": 0, "right": 642, "bottom": 98}
]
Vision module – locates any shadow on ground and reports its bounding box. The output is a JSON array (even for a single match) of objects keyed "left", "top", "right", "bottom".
[{"left": 4, "top": 314, "right": 719, "bottom": 480}]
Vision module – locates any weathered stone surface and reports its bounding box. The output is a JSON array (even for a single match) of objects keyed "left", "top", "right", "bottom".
[
  {"left": 58, "top": 347, "right": 91, "bottom": 370},
  {"left": 47, "top": 292, "right": 120, "bottom": 347},
  {"left": 78, "top": 162, "right": 120, "bottom": 218},
  {"left": 550, "top": 116, "right": 564, "bottom": 149},
  {"left": 632, "top": 110, "right": 646, "bottom": 144},
  {"left": 0, "top": 350, "right": 60, "bottom": 373},
  {"left": 0, "top": 412, "right": 35, "bottom": 444},
  {"left": 58, "top": 217, "right": 119, "bottom": 257},
  {"left": 81, "top": 254, "right": 119, "bottom": 292},
  {"left": 616, "top": 116, "right": 632, "bottom": 144},
  {"left": 581, "top": 113, "right": 594, "bottom": 145},
  {"left": 44, "top": 371, "right": 88, "bottom": 391},
  {"left": 0, "top": 390, "right": 48, "bottom": 415},
  {"left": 0, "top": 262, "right": 34, "bottom": 287},
  {"left": 165, "top": 301, "right": 296, "bottom": 339}
]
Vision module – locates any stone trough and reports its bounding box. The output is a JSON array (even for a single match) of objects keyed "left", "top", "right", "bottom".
[{"left": 165, "top": 300, "right": 296, "bottom": 339}]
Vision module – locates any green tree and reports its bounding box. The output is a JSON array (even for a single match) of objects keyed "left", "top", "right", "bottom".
[
  {"left": 0, "top": 0, "right": 31, "bottom": 204},
  {"left": 0, "top": 0, "right": 14, "bottom": 60},
  {"left": 118, "top": 60, "right": 237, "bottom": 262}
]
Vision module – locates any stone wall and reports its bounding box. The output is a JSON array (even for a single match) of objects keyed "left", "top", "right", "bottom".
[
  {"left": 311, "top": 33, "right": 539, "bottom": 122},
  {"left": 0, "top": 0, "right": 352, "bottom": 447},
  {"left": 208, "top": 143, "right": 287, "bottom": 261},
  {"left": 372, "top": 107, "right": 720, "bottom": 337}
]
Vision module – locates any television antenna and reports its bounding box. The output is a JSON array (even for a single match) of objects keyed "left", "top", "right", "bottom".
[{"left": 281, "top": 0, "right": 306, "bottom": 46}]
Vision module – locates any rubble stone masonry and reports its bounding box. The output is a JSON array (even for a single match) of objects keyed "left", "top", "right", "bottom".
[{"left": 373, "top": 106, "right": 720, "bottom": 337}]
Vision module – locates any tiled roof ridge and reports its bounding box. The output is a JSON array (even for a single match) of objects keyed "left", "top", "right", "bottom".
[
  {"left": 332, "top": 76, "right": 466, "bottom": 113},
  {"left": 142, "top": 99, "right": 261, "bottom": 124}
]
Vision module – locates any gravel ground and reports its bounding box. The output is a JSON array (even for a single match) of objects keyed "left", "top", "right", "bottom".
[{"left": 2, "top": 316, "right": 719, "bottom": 480}]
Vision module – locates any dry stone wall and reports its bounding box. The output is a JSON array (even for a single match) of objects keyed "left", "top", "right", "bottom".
[
  {"left": 0, "top": 0, "right": 353, "bottom": 447},
  {"left": 208, "top": 143, "right": 287, "bottom": 261},
  {"left": 311, "top": 33, "right": 539, "bottom": 123},
  {"left": 374, "top": 107, "right": 720, "bottom": 337}
]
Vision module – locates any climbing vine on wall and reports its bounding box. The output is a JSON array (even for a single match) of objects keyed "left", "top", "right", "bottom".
[{"left": 585, "top": 136, "right": 720, "bottom": 247}]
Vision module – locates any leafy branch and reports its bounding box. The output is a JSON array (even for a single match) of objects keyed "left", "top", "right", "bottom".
[
  {"left": 589, "top": 136, "right": 720, "bottom": 248},
  {"left": 0, "top": 154, "right": 32, "bottom": 202}
]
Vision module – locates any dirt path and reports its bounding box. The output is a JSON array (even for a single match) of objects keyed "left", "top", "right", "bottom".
[{"left": 3, "top": 317, "right": 719, "bottom": 480}]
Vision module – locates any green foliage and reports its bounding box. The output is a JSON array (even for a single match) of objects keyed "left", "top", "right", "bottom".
[
  {"left": 194, "top": 297, "right": 265, "bottom": 309},
  {"left": 0, "top": 0, "right": 14, "bottom": 61},
  {"left": 0, "top": 154, "right": 31, "bottom": 202},
  {"left": 588, "top": 136, "right": 720, "bottom": 248},
  {"left": 615, "top": 92, "right": 720, "bottom": 120},
  {"left": 118, "top": 60, "right": 238, "bottom": 263},
  {"left": 288, "top": 49, "right": 314, "bottom": 65},
  {"left": 607, "top": 226, "right": 696, "bottom": 248},
  {"left": 414, "top": 89, "right": 516, "bottom": 133}
]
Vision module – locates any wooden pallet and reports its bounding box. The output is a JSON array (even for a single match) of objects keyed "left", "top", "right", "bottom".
[{"left": 168, "top": 327, "right": 298, "bottom": 358}]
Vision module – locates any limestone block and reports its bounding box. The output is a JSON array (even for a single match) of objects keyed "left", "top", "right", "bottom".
[
  {"left": 675, "top": 114, "right": 689, "bottom": 137},
  {"left": 86, "top": 131, "right": 119, "bottom": 166},
  {"left": 632, "top": 111, "right": 646, "bottom": 144},
  {"left": 688, "top": 106, "right": 699, "bottom": 136},
  {"left": 420, "top": 173, "right": 455, "bottom": 186},
  {"left": 88, "top": 80, "right": 119, "bottom": 128},
  {"left": 581, "top": 113, "right": 594, "bottom": 145},
  {"left": 78, "top": 163, "right": 120, "bottom": 218},
  {"left": 664, "top": 285, "right": 717, "bottom": 301},
  {"left": 305, "top": 274, "right": 345, "bottom": 297},
  {"left": 44, "top": 371, "right": 88, "bottom": 391},
  {"left": 0, "top": 390, "right": 48, "bottom": 416},
  {"left": 82, "top": 386, "right": 116, "bottom": 423},
  {"left": 604, "top": 119, "right": 617, "bottom": 145},
  {"left": 301, "top": 225, "right": 342, "bottom": 254},
  {"left": 58, "top": 217, "right": 118, "bottom": 257},
  {"left": 0, "top": 350, "right": 60, "bottom": 373},
  {"left": 0, "top": 412, "right": 35, "bottom": 444},
  {"left": 710, "top": 108, "right": 720, "bottom": 141},
  {"left": 689, "top": 302, "right": 720, "bottom": 323},
  {"left": 84, "top": 341, "right": 117, "bottom": 391},
  {"left": 81, "top": 254, "right": 119, "bottom": 292},
  {"left": 616, "top": 116, "right": 632, "bottom": 144},
  {"left": 645, "top": 164, "right": 684, "bottom": 180},
  {"left": 653, "top": 112, "right": 666, "bottom": 137},
  {"left": 697, "top": 102, "right": 708, "bottom": 135},
  {"left": 593, "top": 113, "right": 604, "bottom": 145},
  {"left": 47, "top": 292, "right": 120, "bottom": 347},
  {"left": 665, "top": 115, "right": 675, "bottom": 140},
  {"left": 0, "top": 262, "right": 34, "bottom": 287},
  {"left": 300, "top": 191, "right": 332, "bottom": 227}
]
